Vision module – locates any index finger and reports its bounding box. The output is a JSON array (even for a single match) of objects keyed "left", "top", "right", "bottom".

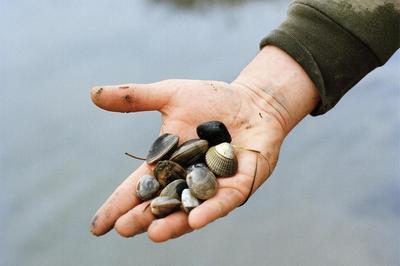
[{"left": 90, "top": 163, "right": 151, "bottom": 236}]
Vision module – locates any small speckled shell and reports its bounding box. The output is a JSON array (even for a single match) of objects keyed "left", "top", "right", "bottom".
[
  {"left": 136, "top": 175, "right": 160, "bottom": 201},
  {"left": 146, "top": 134, "right": 179, "bottom": 164},
  {"left": 186, "top": 165, "right": 217, "bottom": 200},
  {"left": 150, "top": 196, "right": 181, "bottom": 218},
  {"left": 205, "top": 142, "right": 237, "bottom": 177}
]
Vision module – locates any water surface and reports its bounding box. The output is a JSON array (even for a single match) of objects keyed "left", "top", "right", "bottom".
[{"left": 1, "top": 1, "right": 399, "bottom": 265}]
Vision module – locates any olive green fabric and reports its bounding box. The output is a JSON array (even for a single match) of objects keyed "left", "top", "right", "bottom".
[{"left": 260, "top": 0, "right": 400, "bottom": 115}]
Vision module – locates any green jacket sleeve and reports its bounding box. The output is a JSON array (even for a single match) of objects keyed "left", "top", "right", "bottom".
[{"left": 260, "top": 0, "right": 400, "bottom": 115}]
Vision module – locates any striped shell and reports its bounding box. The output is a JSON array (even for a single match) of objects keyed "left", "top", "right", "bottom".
[
  {"left": 159, "top": 179, "right": 188, "bottom": 200},
  {"left": 205, "top": 142, "right": 237, "bottom": 177},
  {"left": 169, "top": 139, "right": 208, "bottom": 167},
  {"left": 146, "top": 133, "right": 179, "bottom": 164},
  {"left": 150, "top": 196, "right": 181, "bottom": 218}
]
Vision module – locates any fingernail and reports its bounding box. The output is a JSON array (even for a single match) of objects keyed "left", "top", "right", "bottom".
[
  {"left": 90, "top": 214, "right": 100, "bottom": 237},
  {"left": 91, "top": 214, "right": 98, "bottom": 227},
  {"left": 91, "top": 87, "right": 103, "bottom": 102}
]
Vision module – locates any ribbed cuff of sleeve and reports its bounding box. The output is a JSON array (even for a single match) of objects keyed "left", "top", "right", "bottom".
[{"left": 260, "top": 3, "right": 380, "bottom": 116}]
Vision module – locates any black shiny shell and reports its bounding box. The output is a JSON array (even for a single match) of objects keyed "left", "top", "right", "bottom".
[
  {"left": 169, "top": 139, "right": 208, "bottom": 167},
  {"left": 196, "top": 121, "right": 231, "bottom": 146},
  {"left": 146, "top": 133, "right": 179, "bottom": 164}
]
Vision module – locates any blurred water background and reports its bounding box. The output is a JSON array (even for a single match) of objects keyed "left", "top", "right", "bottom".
[{"left": 1, "top": 0, "right": 399, "bottom": 265}]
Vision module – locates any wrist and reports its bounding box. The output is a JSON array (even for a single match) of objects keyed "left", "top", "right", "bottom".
[{"left": 232, "top": 45, "right": 320, "bottom": 136}]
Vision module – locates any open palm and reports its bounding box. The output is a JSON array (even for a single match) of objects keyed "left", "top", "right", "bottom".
[{"left": 90, "top": 79, "right": 286, "bottom": 242}]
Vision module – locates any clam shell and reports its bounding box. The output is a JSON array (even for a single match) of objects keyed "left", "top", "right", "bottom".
[
  {"left": 205, "top": 142, "right": 237, "bottom": 177},
  {"left": 170, "top": 139, "right": 208, "bottom": 166},
  {"left": 181, "top": 189, "right": 200, "bottom": 213},
  {"left": 186, "top": 165, "right": 217, "bottom": 200},
  {"left": 196, "top": 121, "right": 231, "bottom": 146},
  {"left": 159, "top": 179, "right": 188, "bottom": 200},
  {"left": 154, "top": 160, "right": 186, "bottom": 187},
  {"left": 136, "top": 175, "right": 160, "bottom": 201},
  {"left": 146, "top": 133, "right": 179, "bottom": 164},
  {"left": 150, "top": 196, "right": 181, "bottom": 218},
  {"left": 186, "top": 163, "right": 207, "bottom": 172}
]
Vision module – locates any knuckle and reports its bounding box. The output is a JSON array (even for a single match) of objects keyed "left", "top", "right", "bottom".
[{"left": 156, "top": 79, "right": 171, "bottom": 86}]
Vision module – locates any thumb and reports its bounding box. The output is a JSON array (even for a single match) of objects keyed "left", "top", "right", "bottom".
[{"left": 90, "top": 82, "right": 173, "bottom": 113}]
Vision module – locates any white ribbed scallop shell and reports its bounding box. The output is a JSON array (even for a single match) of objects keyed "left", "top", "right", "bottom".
[{"left": 205, "top": 142, "right": 237, "bottom": 177}]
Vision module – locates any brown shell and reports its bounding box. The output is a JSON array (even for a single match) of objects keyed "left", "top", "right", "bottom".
[
  {"left": 154, "top": 160, "right": 186, "bottom": 187},
  {"left": 205, "top": 142, "right": 237, "bottom": 177}
]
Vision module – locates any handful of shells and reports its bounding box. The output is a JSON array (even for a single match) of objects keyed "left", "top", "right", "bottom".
[{"left": 133, "top": 121, "right": 237, "bottom": 218}]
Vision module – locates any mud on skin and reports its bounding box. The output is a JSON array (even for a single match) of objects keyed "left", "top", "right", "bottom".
[
  {"left": 124, "top": 94, "right": 133, "bottom": 104},
  {"left": 91, "top": 215, "right": 98, "bottom": 232},
  {"left": 93, "top": 87, "right": 103, "bottom": 102}
]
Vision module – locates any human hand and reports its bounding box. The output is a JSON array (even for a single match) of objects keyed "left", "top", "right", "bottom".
[{"left": 90, "top": 46, "right": 320, "bottom": 242}]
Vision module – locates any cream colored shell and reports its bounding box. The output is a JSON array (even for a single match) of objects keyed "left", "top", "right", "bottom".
[{"left": 205, "top": 142, "right": 237, "bottom": 177}]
